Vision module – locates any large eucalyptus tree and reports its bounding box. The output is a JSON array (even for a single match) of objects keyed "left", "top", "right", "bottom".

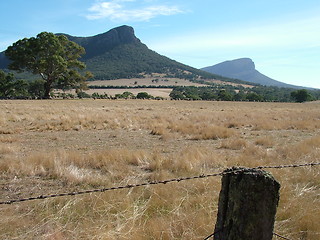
[{"left": 5, "top": 32, "right": 92, "bottom": 98}]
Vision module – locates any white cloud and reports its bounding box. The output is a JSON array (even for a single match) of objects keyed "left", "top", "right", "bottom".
[{"left": 86, "top": 0, "right": 183, "bottom": 22}]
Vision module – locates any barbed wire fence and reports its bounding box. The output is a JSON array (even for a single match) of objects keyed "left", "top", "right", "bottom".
[
  {"left": 1, "top": 162, "right": 319, "bottom": 205},
  {"left": 1, "top": 161, "right": 319, "bottom": 240}
]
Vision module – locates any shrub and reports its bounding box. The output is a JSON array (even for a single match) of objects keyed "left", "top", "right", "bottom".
[{"left": 137, "top": 92, "right": 153, "bottom": 99}]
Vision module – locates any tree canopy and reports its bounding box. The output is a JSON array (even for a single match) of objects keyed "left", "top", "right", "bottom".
[
  {"left": 290, "top": 89, "right": 313, "bottom": 102},
  {"left": 136, "top": 92, "right": 153, "bottom": 99},
  {"left": 5, "top": 32, "right": 92, "bottom": 98}
]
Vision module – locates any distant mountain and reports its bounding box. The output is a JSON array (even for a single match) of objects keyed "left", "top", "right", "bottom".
[
  {"left": 202, "top": 58, "right": 304, "bottom": 89},
  {"left": 0, "top": 25, "right": 235, "bottom": 83}
]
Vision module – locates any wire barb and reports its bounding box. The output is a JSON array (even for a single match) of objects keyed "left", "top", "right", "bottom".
[
  {"left": 273, "top": 232, "right": 293, "bottom": 240},
  {"left": 1, "top": 162, "right": 319, "bottom": 205}
]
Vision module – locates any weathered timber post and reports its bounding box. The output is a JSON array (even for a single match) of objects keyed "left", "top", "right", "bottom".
[{"left": 213, "top": 167, "right": 280, "bottom": 240}]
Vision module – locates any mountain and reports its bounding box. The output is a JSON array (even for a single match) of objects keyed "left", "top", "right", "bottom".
[
  {"left": 60, "top": 25, "right": 141, "bottom": 60},
  {"left": 66, "top": 25, "right": 231, "bottom": 81},
  {"left": 202, "top": 58, "right": 304, "bottom": 89},
  {"left": 0, "top": 25, "right": 234, "bottom": 83}
]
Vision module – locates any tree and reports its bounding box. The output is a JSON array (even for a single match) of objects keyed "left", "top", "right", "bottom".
[
  {"left": 0, "top": 70, "right": 15, "bottom": 98},
  {"left": 218, "top": 90, "right": 233, "bottom": 101},
  {"left": 291, "top": 89, "right": 313, "bottom": 103},
  {"left": 5, "top": 32, "right": 92, "bottom": 99},
  {"left": 246, "top": 92, "right": 263, "bottom": 102},
  {"left": 234, "top": 91, "right": 246, "bottom": 101},
  {"left": 121, "top": 91, "right": 135, "bottom": 99},
  {"left": 169, "top": 89, "right": 185, "bottom": 100},
  {"left": 0, "top": 70, "right": 28, "bottom": 98},
  {"left": 27, "top": 79, "right": 45, "bottom": 99}
]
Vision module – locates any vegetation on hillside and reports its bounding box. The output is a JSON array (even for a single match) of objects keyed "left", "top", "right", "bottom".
[{"left": 82, "top": 41, "right": 235, "bottom": 83}]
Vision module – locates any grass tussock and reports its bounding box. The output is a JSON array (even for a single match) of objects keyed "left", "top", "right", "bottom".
[
  {"left": 0, "top": 100, "right": 319, "bottom": 239},
  {"left": 219, "top": 137, "right": 248, "bottom": 150},
  {"left": 276, "top": 136, "right": 320, "bottom": 162},
  {"left": 0, "top": 145, "right": 15, "bottom": 155},
  {"left": 255, "top": 136, "right": 274, "bottom": 148},
  {"left": 148, "top": 117, "right": 236, "bottom": 140}
]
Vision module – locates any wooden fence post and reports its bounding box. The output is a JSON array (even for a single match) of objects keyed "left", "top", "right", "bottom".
[{"left": 213, "top": 167, "right": 280, "bottom": 240}]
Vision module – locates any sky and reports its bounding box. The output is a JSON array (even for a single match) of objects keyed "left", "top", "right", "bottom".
[{"left": 1, "top": 0, "right": 320, "bottom": 88}]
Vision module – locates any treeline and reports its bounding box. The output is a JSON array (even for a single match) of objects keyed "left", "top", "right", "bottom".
[
  {"left": 1, "top": 70, "right": 319, "bottom": 102},
  {"left": 88, "top": 85, "right": 174, "bottom": 89},
  {"left": 56, "top": 91, "right": 164, "bottom": 100},
  {"left": 169, "top": 86, "right": 320, "bottom": 102},
  {"left": 0, "top": 70, "right": 164, "bottom": 100}
]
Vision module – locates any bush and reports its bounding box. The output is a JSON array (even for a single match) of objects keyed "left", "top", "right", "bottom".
[
  {"left": 77, "top": 91, "right": 91, "bottom": 99},
  {"left": 92, "top": 92, "right": 108, "bottom": 99},
  {"left": 137, "top": 92, "right": 153, "bottom": 99},
  {"left": 0, "top": 70, "right": 29, "bottom": 98}
]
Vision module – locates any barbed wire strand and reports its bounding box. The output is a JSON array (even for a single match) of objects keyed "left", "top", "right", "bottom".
[
  {"left": 203, "top": 225, "right": 294, "bottom": 240},
  {"left": 273, "top": 232, "right": 293, "bottom": 240},
  {"left": 1, "top": 162, "right": 319, "bottom": 205},
  {"left": 203, "top": 227, "right": 223, "bottom": 240},
  {"left": 203, "top": 231, "right": 293, "bottom": 240}
]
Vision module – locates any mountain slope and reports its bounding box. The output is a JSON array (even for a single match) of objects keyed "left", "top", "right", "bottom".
[
  {"left": 202, "top": 58, "right": 303, "bottom": 88},
  {"left": 0, "top": 51, "right": 9, "bottom": 69},
  {"left": 69, "top": 25, "right": 228, "bottom": 80}
]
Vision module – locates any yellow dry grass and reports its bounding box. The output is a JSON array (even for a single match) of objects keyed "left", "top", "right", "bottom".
[{"left": 0, "top": 99, "right": 319, "bottom": 239}]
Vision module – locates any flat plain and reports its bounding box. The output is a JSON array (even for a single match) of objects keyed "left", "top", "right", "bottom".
[{"left": 0, "top": 99, "right": 319, "bottom": 239}]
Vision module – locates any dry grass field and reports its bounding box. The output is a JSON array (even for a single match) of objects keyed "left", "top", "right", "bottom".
[
  {"left": 87, "top": 76, "right": 208, "bottom": 99},
  {"left": 85, "top": 88, "right": 172, "bottom": 99},
  {"left": 88, "top": 77, "right": 207, "bottom": 87},
  {"left": 0, "top": 99, "right": 319, "bottom": 239}
]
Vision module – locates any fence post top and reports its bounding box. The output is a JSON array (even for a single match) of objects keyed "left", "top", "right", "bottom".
[{"left": 224, "top": 166, "right": 279, "bottom": 178}]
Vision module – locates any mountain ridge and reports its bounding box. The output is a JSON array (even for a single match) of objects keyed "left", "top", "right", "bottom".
[
  {"left": 1, "top": 25, "right": 239, "bottom": 84},
  {"left": 59, "top": 25, "right": 141, "bottom": 60},
  {"left": 0, "top": 26, "right": 309, "bottom": 89}
]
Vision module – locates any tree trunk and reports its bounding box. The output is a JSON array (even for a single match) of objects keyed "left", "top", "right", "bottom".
[
  {"left": 43, "top": 77, "right": 52, "bottom": 99},
  {"left": 213, "top": 167, "right": 280, "bottom": 240}
]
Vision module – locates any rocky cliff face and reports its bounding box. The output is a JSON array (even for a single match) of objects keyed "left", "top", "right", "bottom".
[{"left": 65, "top": 25, "right": 141, "bottom": 59}]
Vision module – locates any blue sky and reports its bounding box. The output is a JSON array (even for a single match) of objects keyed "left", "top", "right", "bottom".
[{"left": 1, "top": 0, "right": 320, "bottom": 88}]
